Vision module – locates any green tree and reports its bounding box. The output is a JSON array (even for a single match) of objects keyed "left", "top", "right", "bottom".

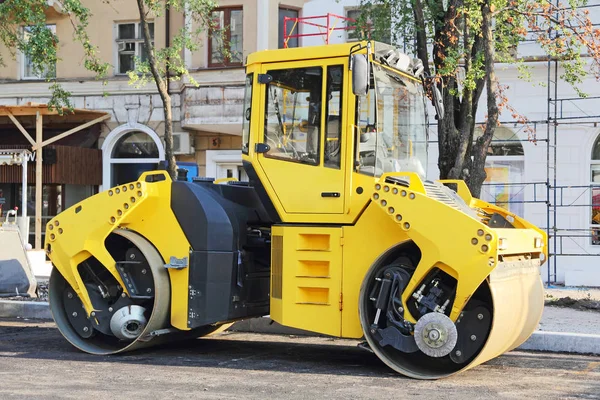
[
  {"left": 352, "top": 0, "right": 600, "bottom": 196},
  {"left": 130, "top": 0, "right": 223, "bottom": 179},
  {"left": 0, "top": 0, "right": 225, "bottom": 180},
  {"left": 0, "top": 0, "right": 110, "bottom": 109}
]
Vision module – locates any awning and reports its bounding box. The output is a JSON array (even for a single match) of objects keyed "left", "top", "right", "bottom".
[{"left": 0, "top": 103, "right": 110, "bottom": 250}]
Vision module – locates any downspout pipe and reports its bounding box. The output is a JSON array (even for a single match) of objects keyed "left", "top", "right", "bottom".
[{"left": 165, "top": 3, "right": 171, "bottom": 94}]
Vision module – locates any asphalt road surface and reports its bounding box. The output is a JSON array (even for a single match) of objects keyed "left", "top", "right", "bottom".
[{"left": 0, "top": 319, "right": 598, "bottom": 399}]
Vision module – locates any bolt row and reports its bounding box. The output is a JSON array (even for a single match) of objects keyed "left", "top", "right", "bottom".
[
  {"left": 108, "top": 182, "right": 144, "bottom": 225},
  {"left": 374, "top": 183, "right": 415, "bottom": 231}
]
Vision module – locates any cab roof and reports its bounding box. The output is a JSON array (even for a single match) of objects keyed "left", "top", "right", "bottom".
[{"left": 245, "top": 40, "right": 396, "bottom": 66}]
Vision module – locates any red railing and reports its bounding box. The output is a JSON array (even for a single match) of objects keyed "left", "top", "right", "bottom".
[{"left": 283, "top": 13, "right": 370, "bottom": 48}]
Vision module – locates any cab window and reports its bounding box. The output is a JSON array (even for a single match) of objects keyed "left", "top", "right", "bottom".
[
  {"left": 263, "top": 67, "right": 323, "bottom": 165},
  {"left": 325, "top": 65, "right": 343, "bottom": 169},
  {"left": 242, "top": 73, "right": 253, "bottom": 154}
]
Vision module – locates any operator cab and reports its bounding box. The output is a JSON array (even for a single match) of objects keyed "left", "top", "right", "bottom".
[{"left": 242, "top": 41, "right": 437, "bottom": 224}]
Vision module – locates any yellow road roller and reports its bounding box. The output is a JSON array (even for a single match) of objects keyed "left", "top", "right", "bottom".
[{"left": 45, "top": 41, "right": 546, "bottom": 379}]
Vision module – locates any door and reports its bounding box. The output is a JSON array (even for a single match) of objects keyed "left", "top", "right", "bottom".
[{"left": 256, "top": 60, "right": 347, "bottom": 214}]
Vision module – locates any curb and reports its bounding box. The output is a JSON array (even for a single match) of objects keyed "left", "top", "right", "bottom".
[
  {"left": 0, "top": 300, "right": 52, "bottom": 320},
  {"left": 518, "top": 331, "right": 600, "bottom": 355},
  {"left": 2, "top": 300, "right": 599, "bottom": 356}
]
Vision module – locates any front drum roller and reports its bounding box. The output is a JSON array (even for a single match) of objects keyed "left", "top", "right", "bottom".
[
  {"left": 358, "top": 256, "right": 544, "bottom": 379},
  {"left": 49, "top": 229, "right": 172, "bottom": 354},
  {"left": 49, "top": 229, "right": 225, "bottom": 355}
]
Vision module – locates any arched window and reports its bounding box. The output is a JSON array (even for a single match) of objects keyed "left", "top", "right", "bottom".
[
  {"left": 111, "top": 131, "right": 159, "bottom": 159},
  {"left": 475, "top": 126, "right": 525, "bottom": 216},
  {"left": 101, "top": 124, "right": 165, "bottom": 191},
  {"left": 590, "top": 135, "right": 600, "bottom": 245}
]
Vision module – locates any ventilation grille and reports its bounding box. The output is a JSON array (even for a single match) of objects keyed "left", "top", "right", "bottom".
[
  {"left": 423, "top": 182, "right": 462, "bottom": 211},
  {"left": 271, "top": 235, "right": 283, "bottom": 299}
]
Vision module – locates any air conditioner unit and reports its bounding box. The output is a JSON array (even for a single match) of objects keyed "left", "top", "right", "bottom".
[{"left": 173, "top": 131, "right": 195, "bottom": 155}]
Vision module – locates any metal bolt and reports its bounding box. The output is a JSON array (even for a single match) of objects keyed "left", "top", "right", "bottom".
[
  {"left": 455, "top": 350, "right": 462, "bottom": 357},
  {"left": 398, "top": 307, "right": 404, "bottom": 313},
  {"left": 141, "top": 269, "right": 147, "bottom": 274},
  {"left": 108, "top": 307, "right": 113, "bottom": 312},
  {"left": 67, "top": 292, "right": 73, "bottom": 299},
  {"left": 83, "top": 327, "right": 89, "bottom": 332},
  {"left": 370, "top": 329, "right": 376, "bottom": 334},
  {"left": 477, "top": 313, "right": 484, "bottom": 320},
  {"left": 146, "top": 288, "right": 152, "bottom": 293},
  {"left": 91, "top": 312, "right": 96, "bottom": 317},
  {"left": 471, "top": 335, "right": 477, "bottom": 341},
  {"left": 428, "top": 329, "right": 440, "bottom": 341},
  {"left": 129, "top": 253, "right": 136, "bottom": 260},
  {"left": 122, "top": 293, "right": 127, "bottom": 298},
  {"left": 72, "top": 312, "right": 77, "bottom": 317}
]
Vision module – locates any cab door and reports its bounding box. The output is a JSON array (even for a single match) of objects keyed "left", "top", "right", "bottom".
[{"left": 255, "top": 59, "right": 347, "bottom": 214}]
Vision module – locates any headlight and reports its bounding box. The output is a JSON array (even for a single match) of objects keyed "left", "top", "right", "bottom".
[
  {"left": 534, "top": 237, "right": 543, "bottom": 248},
  {"left": 498, "top": 238, "right": 508, "bottom": 250}
]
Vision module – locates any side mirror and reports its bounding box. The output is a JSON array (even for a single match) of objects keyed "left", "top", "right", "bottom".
[
  {"left": 432, "top": 84, "right": 444, "bottom": 120},
  {"left": 352, "top": 54, "right": 369, "bottom": 96}
]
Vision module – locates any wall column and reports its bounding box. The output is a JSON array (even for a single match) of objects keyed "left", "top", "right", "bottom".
[
  {"left": 257, "top": 0, "right": 270, "bottom": 50},
  {"left": 35, "top": 112, "right": 43, "bottom": 250}
]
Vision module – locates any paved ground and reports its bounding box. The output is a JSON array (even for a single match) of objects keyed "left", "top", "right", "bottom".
[
  {"left": 0, "top": 319, "right": 599, "bottom": 399},
  {"left": 540, "top": 306, "right": 600, "bottom": 334}
]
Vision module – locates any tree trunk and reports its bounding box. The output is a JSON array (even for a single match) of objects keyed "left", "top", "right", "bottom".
[
  {"left": 468, "top": 3, "right": 498, "bottom": 198},
  {"left": 136, "top": 0, "right": 177, "bottom": 180}
]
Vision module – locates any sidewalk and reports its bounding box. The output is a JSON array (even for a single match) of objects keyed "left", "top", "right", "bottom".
[{"left": 1, "top": 285, "right": 600, "bottom": 355}]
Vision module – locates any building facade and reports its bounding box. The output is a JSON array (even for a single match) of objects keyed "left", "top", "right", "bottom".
[
  {"left": 0, "top": 0, "right": 307, "bottom": 246},
  {"left": 2, "top": 0, "right": 599, "bottom": 286}
]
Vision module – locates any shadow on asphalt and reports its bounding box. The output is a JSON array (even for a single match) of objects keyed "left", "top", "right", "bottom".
[
  {"left": 0, "top": 323, "right": 397, "bottom": 377},
  {"left": 0, "top": 323, "right": 598, "bottom": 380}
]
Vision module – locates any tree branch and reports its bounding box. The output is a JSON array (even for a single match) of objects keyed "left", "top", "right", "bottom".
[
  {"left": 412, "top": 0, "right": 431, "bottom": 76},
  {"left": 136, "top": 0, "right": 176, "bottom": 179},
  {"left": 469, "top": 2, "right": 499, "bottom": 197}
]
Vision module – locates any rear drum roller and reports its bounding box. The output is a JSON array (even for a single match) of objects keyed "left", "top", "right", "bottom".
[
  {"left": 358, "top": 256, "right": 493, "bottom": 379},
  {"left": 49, "top": 229, "right": 172, "bottom": 355}
]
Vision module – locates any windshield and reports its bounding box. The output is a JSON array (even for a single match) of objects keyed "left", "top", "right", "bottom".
[{"left": 355, "top": 63, "right": 428, "bottom": 178}]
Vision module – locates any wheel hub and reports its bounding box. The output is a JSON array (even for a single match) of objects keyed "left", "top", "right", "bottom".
[
  {"left": 110, "top": 305, "right": 148, "bottom": 340},
  {"left": 414, "top": 312, "right": 457, "bottom": 357}
]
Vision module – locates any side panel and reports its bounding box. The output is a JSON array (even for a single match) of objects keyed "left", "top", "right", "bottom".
[
  {"left": 270, "top": 225, "right": 343, "bottom": 336},
  {"left": 170, "top": 181, "right": 271, "bottom": 328},
  {"left": 341, "top": 200, "right": 411, "bottom": 338},
  {"left": 45, "top": 172, "right": 192, "bottom": 330}
]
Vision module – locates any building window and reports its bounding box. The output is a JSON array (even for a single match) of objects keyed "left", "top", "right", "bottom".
[
  {"left": 209, "top": 7, "right": 243, "bottom": 67},
  {"left": 115, "top": 22, "right": 154, "bottom": 74},
  {"left": 279, "top": 7, "right": 299, "bottom": 48},
  {"left": 345, "top": 7, "right": 391, "bottom": 44},
  {"left": 591, "top": 135, "right": 600, "bottom": 245},
  {"left": 108, "top": 130, "right": 161, "bottom": 187},
  {"left": 101, "top": 124, "right": 165, "bottom": 191},
  {"left": 21, "top": 25, "right": 56, "bottom": 79}
]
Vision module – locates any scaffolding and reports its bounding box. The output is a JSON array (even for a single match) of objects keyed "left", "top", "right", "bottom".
[
  {"left": 425, "top": 1, "right": 600, "bottom": 284},
  {"left": 286, "top": 8, "right": 600, "bottom": 284}
]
